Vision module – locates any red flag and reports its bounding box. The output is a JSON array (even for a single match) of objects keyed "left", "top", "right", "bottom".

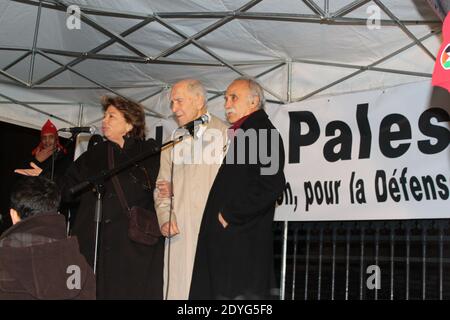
[{"left": 432, "top": 12, "right": 450, "bottom": 92}]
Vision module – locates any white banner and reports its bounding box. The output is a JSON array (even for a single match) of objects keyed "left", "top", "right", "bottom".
[{"left": 270, "top": 81, "right": 450, "bottom": 221}]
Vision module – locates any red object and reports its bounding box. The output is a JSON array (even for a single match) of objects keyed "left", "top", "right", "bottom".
[
  {"left": 32, "top": 119, "right": 67, "bottom": 156},
  {"left": 432, "top": 12, "right": 450, "bottom": 92},
  {"left": 40, "top": 119, "right": 57, "bottom": 135}
]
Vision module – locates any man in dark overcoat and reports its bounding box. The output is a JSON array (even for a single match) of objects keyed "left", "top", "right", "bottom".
[{"left": 190, "top": 77, "right": 286, "bottom": 299}]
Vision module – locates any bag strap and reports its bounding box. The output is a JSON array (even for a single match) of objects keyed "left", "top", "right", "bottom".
[{"left": 107, "top": 143, "right": 131, "bottom": 216}]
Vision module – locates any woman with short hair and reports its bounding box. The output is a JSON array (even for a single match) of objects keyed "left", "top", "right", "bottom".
[{"left": 62, "top": 96, "right": 163, "bottom": 299}]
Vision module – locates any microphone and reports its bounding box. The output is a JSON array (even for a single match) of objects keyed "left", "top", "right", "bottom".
[
  {"left": 58, "top": 126, "right": 96, "bottom": 134},
  {"left": 179, "top": 114, "right": 210, "bottom": 136}
]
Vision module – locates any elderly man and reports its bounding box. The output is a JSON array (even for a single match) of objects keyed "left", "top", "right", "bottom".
[
  {"left": 154, "top": 79, "right": 228, "bottom": 299},
  {"left": 190, "top": 77, "right": 286, "bottom": 300}
]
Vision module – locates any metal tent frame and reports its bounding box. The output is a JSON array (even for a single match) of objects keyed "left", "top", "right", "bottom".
[{"left": 0, "top": 0, "right": 442, "bottom": 123}]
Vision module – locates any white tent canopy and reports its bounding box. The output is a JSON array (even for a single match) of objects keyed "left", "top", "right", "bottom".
[{"left": 0, "top": 0, "right": 446, "bottom": 133}]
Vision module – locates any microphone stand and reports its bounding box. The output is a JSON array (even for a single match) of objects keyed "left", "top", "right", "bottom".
[
  {"left": 48, "top": 132, "right": 80, "bottom": 237},
  {"left": 49, "top": 132, "right": 78, "bottom": 181},
  {"left": 68, "top": 134, "right": 186, "bottom": 274}
]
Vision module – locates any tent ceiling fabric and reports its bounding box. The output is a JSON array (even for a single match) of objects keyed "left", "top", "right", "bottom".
[{"left": 0, "top": 0, "right": 445, "bottom": 130}]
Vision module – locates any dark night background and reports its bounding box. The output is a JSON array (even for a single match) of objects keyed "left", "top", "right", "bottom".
[{"left": 0, "top": 120, "right": 73, "bottom": 233}]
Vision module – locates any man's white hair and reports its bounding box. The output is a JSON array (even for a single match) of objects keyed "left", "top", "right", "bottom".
[
  {"left": 172, "top": 79, "right": 208, "bottom": 108},
  {"left": 233, "top": 77, "right": 266, "bottom": 109}
]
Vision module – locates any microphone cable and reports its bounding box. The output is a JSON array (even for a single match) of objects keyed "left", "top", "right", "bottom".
[{"left": 165, "top": 134, "right": 178, "bottom": 300}]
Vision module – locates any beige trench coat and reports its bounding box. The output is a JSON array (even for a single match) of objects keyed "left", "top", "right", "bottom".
[{"left": 154, "top": 114, "right": 228, "bottom": 299}]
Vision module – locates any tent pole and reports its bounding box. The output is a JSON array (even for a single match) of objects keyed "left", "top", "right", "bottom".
[
  {"left": 155, "top": 17, "right": 286, "bottom": 103},
  {"left": 33, "top": 18, "right": 155, "bottom": 86},
  {"left": 0, "top": 69, "right": 30, "bottom": 87},
  {"left": 32, "top": 84, "right": 168, "bottom": 90},
  {"left": 303, "top": 0, "right": 325, "bottom": 17},
  {"left": 3, "top": 51, "right": 31, "bottom": 72},
  {"left": 64, "top": 102, "right": 85, "bottom": 236},
  {"left": 294, "top": 30, "right": 438, "bottom": 102},
  {"left": 78, "top": 103, "right": 84, "bottom": 127},
  {"left": 9, "top": 0, "right": 441, "bottom": 25},
  {"left": 280, "top": 221, "right": 289, "bottom": 300},
  {"left": 0, "top": 101, "right": 77, "bottom": 105},
  {"left": 287, "top": 60, "right": 293, "bottom": 103},
  {"left": 0, "top": 92, "right": 75, "bottom": 125},
  {"left": 373, "top": 0, "right": 436, "bottom": 61},
  {"left": 332, "top": 0, "right": 370, "bottom": 18},
  {"left": 36, "top": 50, "right": 164, "bottom": 118},
  {"left": 3, "top": 43, "right": 435, "bottom": 79},
  {"left": 152, "top": 0, "right": 263, "bottom": 60},
  {"left": 53, "top": 0, "right": 150, "bottom": 58},
  {"left": 292, "top": 58, "right": 432, "bottom": 78},
  {"left": 207, "top": 62, "right": 285, "bottom": 103},
  {"left": 138, "top": 88, "right": 166, "bottom": 103}
]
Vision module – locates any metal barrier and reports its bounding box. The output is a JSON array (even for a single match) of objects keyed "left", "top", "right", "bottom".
[{"left": 274, "top": 220, "right": 450, "bottom": 300}]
